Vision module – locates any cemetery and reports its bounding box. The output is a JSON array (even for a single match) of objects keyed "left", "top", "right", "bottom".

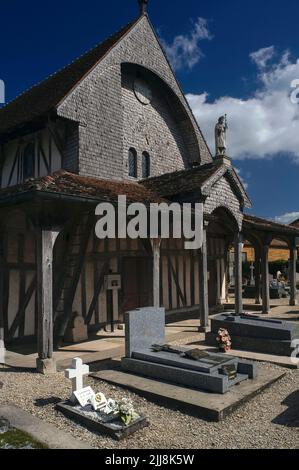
[{"left": 0, "top": 0, "right": 298, "bottom": 451}]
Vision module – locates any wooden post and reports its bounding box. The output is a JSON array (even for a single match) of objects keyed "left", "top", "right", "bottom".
[
  {"left": 289, "top": 239, "right": 297, "bottom": 307},
  {"left": 0, "top": 265, "right": 5, "bottom": 354},
  {"left": 261, "top": 244, "right": 270, "bottom": 314},
  {"left": 199, "top": 225, "right": 209, "bottom": 331},
  {"left": 0, "top": 230, "right": 5, "bottom": 354},
  {"left": 151, "top": 239, "right": 161, "bottom": 308},
  {"left": 234, "top": 232, "right": 243, "bottom": 315},
  {"left": 254, "top": 255, "right": 262, "bottom": 305},
  {"left": 220, "top": 258, "right": 227, "bottom": 303},
  {"left": 36, "top": 227, "right": 59, "bottom": 374}
]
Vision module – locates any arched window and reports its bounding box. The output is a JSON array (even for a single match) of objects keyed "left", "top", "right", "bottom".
[
  {"left": 23, "top": 142, "right": 35, "bottom": 180},
  {"left": 128, "top": 148, "right": 137, "bottom": 178},
  {"left": 142, "top": 151, "right": 150, "bottom": 178}
]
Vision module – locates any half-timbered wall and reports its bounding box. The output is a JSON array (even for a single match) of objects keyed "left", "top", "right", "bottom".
[
  {"left": 0, "top": 210, "right": 36, "bottom": 341},
  {"left": 0, "top": 123, "right": 68, "bottom": 188},
  {"left": 1, "top": 212, "right": 228, "bottom": 342}
]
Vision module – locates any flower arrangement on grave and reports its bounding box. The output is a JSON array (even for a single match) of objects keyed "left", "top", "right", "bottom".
[
  {"left": 114, "top": 398, "right": 139, "bottom": 426},
  {"left": 216, "top": 328, "right": 232, "bottom": 352},
  {"left": 93, "top": 396, "right": 139, "bottom": 426}
]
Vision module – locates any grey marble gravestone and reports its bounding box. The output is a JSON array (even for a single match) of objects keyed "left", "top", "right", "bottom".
[
  {"left": 125, "top": 307, "right": 165, "bottom": 358},
  {"left": 122, "top": 307, "right": 257, "bottom": 394}
]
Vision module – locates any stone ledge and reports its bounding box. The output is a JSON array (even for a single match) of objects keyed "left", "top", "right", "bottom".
[
  {"left": 91, "top": 368, "right": 285, "bottom": 422},
  {"left": 0, "top": 404, "right": 92, "bottom": 449}
]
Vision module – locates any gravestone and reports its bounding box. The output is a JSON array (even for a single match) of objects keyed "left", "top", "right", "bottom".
[
  {"left": 125, "top": 307, "right": 165, "bottom": 358},
  {"left": 206, "top": 313, "right": 299, "bottom": 356},
  {"left": 121, "top": 307, "right": 257, "bottom": 394},
  {"left": 65, "top": 357, "right": 89, "bottom": 396},
  {"left": 65, "top": 313, "right": 88, "bottom": 343}
]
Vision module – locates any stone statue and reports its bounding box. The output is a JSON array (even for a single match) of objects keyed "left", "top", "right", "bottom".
[{"left": 215, "top": 115, "right": 228, "bottom": 156}]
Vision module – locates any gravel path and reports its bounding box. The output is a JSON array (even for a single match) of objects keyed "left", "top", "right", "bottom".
[{"left": 0, "top": 358, "right": 298, "bottom": 449}]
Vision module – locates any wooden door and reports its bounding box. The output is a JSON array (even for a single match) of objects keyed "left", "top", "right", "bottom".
[{"left": 121, "top": 257, "right": 152, "bottom": 314}]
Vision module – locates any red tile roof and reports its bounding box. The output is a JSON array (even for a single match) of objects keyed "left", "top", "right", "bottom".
[{"left": 0, "top": 171, "right": 164, "bottom": 205}]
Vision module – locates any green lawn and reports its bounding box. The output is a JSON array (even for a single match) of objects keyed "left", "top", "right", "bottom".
[{"left": 0, "top": 425, "right": 47, "bottom": 449}]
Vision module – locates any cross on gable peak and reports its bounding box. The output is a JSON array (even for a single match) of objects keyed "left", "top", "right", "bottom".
[{"left": 138, "top": 0, "right": 149, "bottom": 15}]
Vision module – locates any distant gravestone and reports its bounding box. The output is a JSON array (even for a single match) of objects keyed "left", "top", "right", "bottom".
[
  {"left": 65, "top": 313, "right": 88, "bottom": 343},
  {"left": 125, "top": 307, "right": 165, "bottom": 358}
]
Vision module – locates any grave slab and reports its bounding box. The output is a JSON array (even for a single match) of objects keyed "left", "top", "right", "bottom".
[
  {"left": 122, "top": 357, "right": 249, "bottom": 394},
  {"left": 91, "top": 368, "right": 285, "bottom": 422},
  {"left": 207, "top": 313, "right": 299, "bottom": 357},
  {"left": 131, "top": 349, "right": 234, "bottom": 374},
  {"left": 56, "top": 401, "right": 149, "bottom": 441}
]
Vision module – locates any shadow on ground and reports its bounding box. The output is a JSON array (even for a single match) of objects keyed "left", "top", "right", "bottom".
[
  {"left": 34, "top": 397, "right": 62, "bottom": 408},
  {"left": 272, "top": 390, "right": 299, "bottom": 428}
]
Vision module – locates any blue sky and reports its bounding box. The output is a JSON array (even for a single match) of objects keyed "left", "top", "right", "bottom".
[{"left": 1, "top": 0, "right": 299, "bottom": 222}]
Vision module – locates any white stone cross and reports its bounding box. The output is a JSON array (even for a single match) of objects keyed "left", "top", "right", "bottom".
[{"left": 65, "top": 357, "right": 89, "bottom": 394}]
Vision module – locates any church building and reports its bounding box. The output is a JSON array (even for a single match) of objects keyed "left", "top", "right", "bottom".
[{"left": 0, "top": 0, "right": 298, "bottom": 373}]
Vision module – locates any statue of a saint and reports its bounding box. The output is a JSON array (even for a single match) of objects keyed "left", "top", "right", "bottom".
[{"left": 215, "top": 115, "right": 228, "bottom": 156}]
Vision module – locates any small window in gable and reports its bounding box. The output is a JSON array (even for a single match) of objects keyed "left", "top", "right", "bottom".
[
  {"left": 23, "top": 142, "right": 35, "bottom": 181},
  {"left": 128, "top": 148, "right": 137, "bottom": 178},
  {"left": 142, "top": 151, "right": 150, "bottom": 178}
]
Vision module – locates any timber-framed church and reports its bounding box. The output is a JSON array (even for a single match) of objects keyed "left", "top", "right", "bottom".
[{"left": 0, "top": 0, "right": 298, "bottom": 372}]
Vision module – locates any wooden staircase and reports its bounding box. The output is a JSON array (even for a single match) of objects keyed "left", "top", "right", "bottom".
[{"left": 53, "top": 211, "right": 94, "bottom": 343}]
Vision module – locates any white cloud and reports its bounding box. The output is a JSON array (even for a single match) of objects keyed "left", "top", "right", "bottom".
[
  {"left": 161, "top": 18, "right": 212, "bottom": 71},
  {"left": 235, "top": 168, "right": 249, "bottom": 190},
  {"left": 250, "top": 46, "right": 275, "bottom": 69},
  {"left": 187, "top": 47, "right": 299, "bottom": 161},
  {"left": 274, "top": 212, "right": 299, "bottom": 224}
]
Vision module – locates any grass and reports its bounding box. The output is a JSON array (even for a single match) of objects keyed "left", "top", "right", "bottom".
[{"left": 0, "top": 428, "right": 48, "bottom": 449}]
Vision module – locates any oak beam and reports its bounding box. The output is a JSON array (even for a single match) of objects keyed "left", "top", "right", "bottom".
[
  {"left": 289, "top": 239, "right": 298, "bottom": 307},
  {"left": 234, "top": 232, "right": 243, "bottom": 315},
  {"left": 36, "top": 228, "right": 59, "bottom": 374},
  {"left": 151, "top": 239, "right": 161, "bottom": 308},
  {"left": 199, "top": 225, "right": 209, "bottom": 331},
  {"left": 261, "top": 244, "right": 270, "bottom": 314}
]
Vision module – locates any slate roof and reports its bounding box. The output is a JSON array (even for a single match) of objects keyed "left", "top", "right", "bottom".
[
  {"left": 0, "top": 170, "right": 164, "bottom": 206},
  {"left": 0, "top": 18, "right": 139, "bottom": 137}
]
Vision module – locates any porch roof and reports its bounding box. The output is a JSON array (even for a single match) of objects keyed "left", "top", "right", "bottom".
[
  {"left": 243, "top": 214, "right": 299, "bottom": 237},
  {"left": 141, "top": 159, "right": 252, "bottom": 208},
  {"left": 0, "top": 170, "right": 164, "bottom": 207}
]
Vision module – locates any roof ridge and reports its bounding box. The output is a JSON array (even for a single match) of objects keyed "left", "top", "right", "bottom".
[
  {"left": 2, "top": 18, "right": 139, "bottom": 110},
  {"left": 0, "top": 16, "right": 140, "bottom": 134}
]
